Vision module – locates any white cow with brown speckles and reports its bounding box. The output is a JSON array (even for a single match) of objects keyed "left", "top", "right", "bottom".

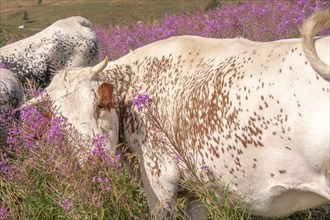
[{"left": 25, "top": 10, "right": 329, "bottom": 219}]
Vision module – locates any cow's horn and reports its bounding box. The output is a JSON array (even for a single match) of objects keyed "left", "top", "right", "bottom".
[
  {"left": 92, "top": 56, "right": 109, "bottom": 76},
  {"left": 16, "top": 96, "right": 46, "bottom": 111}
]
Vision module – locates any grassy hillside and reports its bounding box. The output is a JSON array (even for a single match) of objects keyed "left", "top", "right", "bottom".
[
  {"left": 0, "top": 0, "right": 211, "bottom": 45},
  {"left": 1, "top": 0, "right": 210, "bottom": 26}
]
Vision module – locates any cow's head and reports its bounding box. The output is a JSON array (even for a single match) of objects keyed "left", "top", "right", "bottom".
[{"left": 21, "top": 57, "right": 119, "bottom": 148}]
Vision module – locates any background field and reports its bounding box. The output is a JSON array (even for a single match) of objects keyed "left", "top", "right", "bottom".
[
  {"left": 0, "top": 0, "right": 214, "bottom": 44},
  {"left": 1, "top": 0, "right": 211, "bottom": 26}
]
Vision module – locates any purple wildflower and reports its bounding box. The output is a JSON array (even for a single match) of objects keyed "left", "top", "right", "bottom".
[
  {"left": 92, "top": 176, "right": 112, "bottom": 192},
  {"left": 58, "top": 199, "right": 73, "bottom": 212},
  {"left": 201, "top": 165, "right": 209, "bottom": 171},
  {"left": 174, "top": 154, "right": 182, "bottom": 162},
  {"left": 92, "top": 176, "right": 97, "bottom": 183},
  {"left": 92, "top": 135, "right": 108, "bottom": 158},
  {"left": 47, "top": 116, "right": 65, "bottom": 137},
  {"left": 0, "top": 63, "right": 5, "bottom": 69},
  {"left": 91, "top": 135, "right": 122, "bottom": 169},
  {"left": 6, "top": 127, "right": 20, "bottom": 148},
  {"left": 97, "top": 177, "right": 102, "bottom": 183},
  {"left": 297, "top": 0, "right": 308, "bottom": 8},
  {"left": 46, "top": 116, "right": 66, "bottom": 147},
  {"left": 0, "top": 205, "right": 11, "bottom": 220},
  {"left": 0, "top": 152, "right": 18, "bottom": 181},
  {"left": 133, "top": 93, "right": 152, "bottom": 112},
  {"left": 96, "top": 0, "right": 327, "bottom": 60},
  {"left": 20, "top": 106, "right": 48, "bottom": 151}
]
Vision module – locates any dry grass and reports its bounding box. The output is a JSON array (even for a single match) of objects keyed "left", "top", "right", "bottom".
[{"left": 0, "top": 0, "right": 209, "bottom": 36}]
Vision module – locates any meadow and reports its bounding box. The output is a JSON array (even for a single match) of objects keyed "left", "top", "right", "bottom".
[
  {"left": 1, "top": 0, "right": 330, "bottom": 219},
  {"left": 0, "top": 0, "right": 210, "bottom": 46}
]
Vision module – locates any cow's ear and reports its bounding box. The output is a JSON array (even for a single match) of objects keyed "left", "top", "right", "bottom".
[
  {"left": 16, "top": 92, "right": 47, "bottom": 111},
  {"left": 97, "top": 83, "right": 115, "bottom": 110}
]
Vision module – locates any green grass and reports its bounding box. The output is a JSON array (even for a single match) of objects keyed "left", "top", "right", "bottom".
[{"left": 0, "top": 0, "right": 212, "bottom": 45}]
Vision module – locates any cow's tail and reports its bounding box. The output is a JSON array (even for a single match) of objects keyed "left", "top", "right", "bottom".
[{"left": 301, "top": 9, "right": 330, "bottom": 81}]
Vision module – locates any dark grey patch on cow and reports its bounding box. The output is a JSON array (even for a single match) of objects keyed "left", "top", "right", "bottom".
[
  {"left": 279, "top": 170, "right": 286, "bottom": 174},
  {"left": 0, "top": 69, "right": 23, "bottom": 117}
]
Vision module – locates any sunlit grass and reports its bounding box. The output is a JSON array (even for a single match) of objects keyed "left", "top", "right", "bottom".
[{"left": 0, "top": 0, "right": 210, "bottom": 46}]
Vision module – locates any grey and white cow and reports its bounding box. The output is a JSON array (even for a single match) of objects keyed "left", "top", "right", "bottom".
[
  {"left": 0, "top": 68, "right": 23, "bottom": 116},
  {"left": 0, "top": 16, "right": 98, "bottom": 119},
  {"left": 0, "top": 68, "right": 23, "bottom": 142},
  {"left": 25, "top": 10, "right": 330, "bottom": 219}
]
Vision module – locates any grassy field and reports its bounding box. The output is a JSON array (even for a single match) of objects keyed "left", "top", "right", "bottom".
[
  {"left": 0, "top": 0, "right": 212, "bottom": 44},
  {"left": 1, "top": 0, "right": 330, "bottom": 219}
]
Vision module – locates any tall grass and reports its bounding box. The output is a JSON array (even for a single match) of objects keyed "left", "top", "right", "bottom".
[
  {"left": 1, "top": 0, "right": 330, "bottom": 219},
  {"left": 95, "top": 0, "right": 329, "bottom": 61},
  {"left": 0, "top": 85, "right": 149, "bottom": 219}
]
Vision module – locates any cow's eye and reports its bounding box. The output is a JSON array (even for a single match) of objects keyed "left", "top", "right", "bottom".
[
  {"left": 97, "top": 104, "right": 103, "bottom": 110},
  {"left": 95, "top": 103, "right": 104, "bottom": 117}
]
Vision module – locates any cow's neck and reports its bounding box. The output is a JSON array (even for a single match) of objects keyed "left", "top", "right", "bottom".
[{"left": 101, "top": 62, "right": 135, "bottom": 143}]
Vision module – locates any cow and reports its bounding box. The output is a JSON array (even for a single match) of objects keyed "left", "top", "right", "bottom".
[
  {"left": 0, "top": 16, "right": 98, "bottom": 120},
  {"left": 0, "top": 68, "right": 24, "bottom": 142},
  {"left": 0, "top": 68, "right": 23, "bottom": 117},
  {"left": 23, "top": 10, "right": 330, "bottom": 219}
]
